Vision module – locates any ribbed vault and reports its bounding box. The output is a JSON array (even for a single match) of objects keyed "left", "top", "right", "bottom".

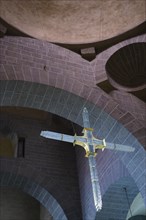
[{"left": 106, "top": 43, "right": 146, "bottom": 91}]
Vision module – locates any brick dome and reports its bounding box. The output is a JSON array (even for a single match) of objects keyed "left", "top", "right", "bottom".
[{"left": 106, "top": 43, "right": 146, "bottom": 91}]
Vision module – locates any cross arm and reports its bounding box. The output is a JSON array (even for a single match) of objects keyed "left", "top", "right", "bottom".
[
  {"left": 40, "top": 131, "right": 75, "bottom": 143},
  {"left": 105, "top": 142, "right": 135, "bottom": 152},
  {"left": 93, "top": 138, "right": 135, "bottom": 152},
  {"left": 40, "top": 130, "right": 87, "bottom": 145}
]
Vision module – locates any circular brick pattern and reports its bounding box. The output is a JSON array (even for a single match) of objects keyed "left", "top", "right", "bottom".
[
  {"left": 106, "top": 43, "right": 146, "bottom": 91},
  {"left": 94, "top": 34, "right": 146, "bottom": 84}
]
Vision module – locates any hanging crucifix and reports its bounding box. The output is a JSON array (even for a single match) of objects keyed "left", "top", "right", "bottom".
[{"left": 40, "top": 108, "right": 135, "bottom": 211}]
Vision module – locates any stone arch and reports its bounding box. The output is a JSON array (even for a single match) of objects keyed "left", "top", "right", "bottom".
[
  {"left": 0, "top": 80, "right": 145, "bottom": 220},
  {"left": 0, "top": 35, "right": 95, "bottom": 90},
  {"left": 1, "top": 35, "right": 146, "bottom": 96},
  {"left": 0, "top": 169, "right": 67, "bottom": 220},
  {"left": 0, "top": 35, "right": 145, "bottom": 147}
]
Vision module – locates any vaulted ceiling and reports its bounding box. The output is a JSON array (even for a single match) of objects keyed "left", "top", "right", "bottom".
[
  {"left": 1, "top": 0, "right": 145, "bottom": 44},
  {"left": 106, "top": 43, "right": 146, "bottom": 90}
]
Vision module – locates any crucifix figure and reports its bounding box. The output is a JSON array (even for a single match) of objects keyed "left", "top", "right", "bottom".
[{"left": 40, "top": 108, "right": 135, "bottom": 212}]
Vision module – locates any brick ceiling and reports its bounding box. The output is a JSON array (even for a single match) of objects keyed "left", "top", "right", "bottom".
[{"left": 106, "top": 43, "right": 146, "bottom": 90}]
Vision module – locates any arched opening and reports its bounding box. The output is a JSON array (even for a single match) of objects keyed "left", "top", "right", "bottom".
[
  {"left": 0, "top": 171, "right": 67, "bottom": 220},
  {"left": 0, "top": 187, "right": 49, "bottom": 220}
]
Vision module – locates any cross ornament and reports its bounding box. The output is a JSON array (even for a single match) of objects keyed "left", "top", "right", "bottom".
[{"left": 40, "top": 108, "right": 135, "bottom": 211}]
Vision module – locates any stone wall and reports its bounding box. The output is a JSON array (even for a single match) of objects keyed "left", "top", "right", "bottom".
[{"left": 0, "top": 107, "right": 82, "bottom": 220}]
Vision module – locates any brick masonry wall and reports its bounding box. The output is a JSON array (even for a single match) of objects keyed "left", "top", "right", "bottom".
[
  {"left": 110, "top": 90, "right": 146, "bottom": 125},
  {"left": 0, "top": 36, "right": 95, "bottom": 88},
  {"left": 0, "top": 109, "right": 82, "bottom": 220},
  {"left": 0, "top": 36, "right": 146, "bottom": 150}
]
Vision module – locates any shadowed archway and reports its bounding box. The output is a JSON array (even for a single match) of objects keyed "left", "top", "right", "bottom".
[{"left": 0, "top": 170, "right": 67, "bottom": 220}]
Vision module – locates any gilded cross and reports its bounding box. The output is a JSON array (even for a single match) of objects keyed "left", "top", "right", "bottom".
[{"left": 40, "top": 108, "right": 134, "bottom": 211}]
